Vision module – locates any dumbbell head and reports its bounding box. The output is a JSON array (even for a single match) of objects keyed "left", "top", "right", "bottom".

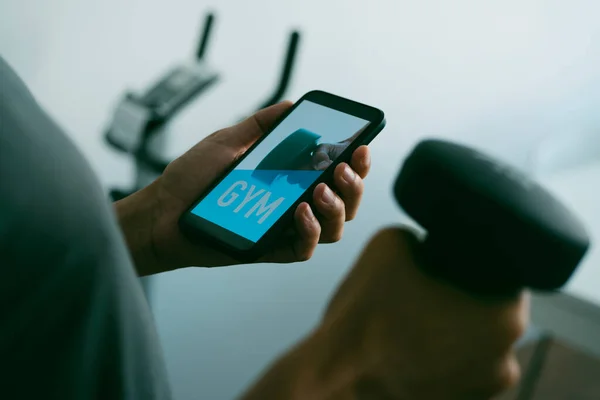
[
  {"left": 394, "top": 139, "right": 590, "bottom": 295},
  {"left": 252, "top": 129, "right": 321, "bottom": 185}
]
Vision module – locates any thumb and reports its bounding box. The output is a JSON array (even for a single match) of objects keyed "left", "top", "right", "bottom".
[{"left": 217, "top": 101, "right": 293, "bottom": 150}]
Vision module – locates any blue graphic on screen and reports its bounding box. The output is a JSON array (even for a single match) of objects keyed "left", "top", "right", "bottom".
[{"left": 191, "top": 100, "right": 370, "bottom": 242}]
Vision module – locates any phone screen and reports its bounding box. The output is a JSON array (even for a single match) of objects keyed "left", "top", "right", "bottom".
[{"left": 190, "top": 100, "right": 370, "bottom": 243}]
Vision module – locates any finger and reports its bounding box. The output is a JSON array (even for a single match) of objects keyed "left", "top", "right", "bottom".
[
  {"left": 493, "top": 290, "right": 530, "bottom": 347},
  {"left": 333, "top": 162, "right": 364, "bottom": 221},
  {"left": 351, "top": 145, "right": 371, "bottom": 179},
  {"left": 293, "top": 203, "right": 321, "bottom": 261},
  {"left": 474, "top": 352, "right": 521, "bottom": 398},
  {"left": 312, "top": 183, "right": 345, "bottom": 243},
  {"left": 266, "top": 203, "right": 321, "bottom": 262},
  {"left": 210, "top": 101, "right": 293, "bottom": 150},
  {"left": 312, "top": 144, "right": 334, "bottom": 170}
]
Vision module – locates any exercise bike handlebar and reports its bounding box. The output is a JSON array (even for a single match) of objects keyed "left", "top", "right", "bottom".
[
  {"left": 256, "top": 30, "right": 301, "bottom": 110},
  {"left": 196, "top": 13, "right": 215, "bottom": 60}
]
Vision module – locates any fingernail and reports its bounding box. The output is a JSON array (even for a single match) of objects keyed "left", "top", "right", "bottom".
[
  {"left": 304, "top": 205, "right": 316, "bottom": 223},
  {"left": 362, "top": 152, "right": 371, "bottom": 170},
  {"left": 321, "top": 186, "right": 335, "bottom": 205},
  {"left": 342, "top": 164, "right": 356, "bottom": 183},
  {"left": 316, "top": 160, "right": 332, "bottom": 170}
]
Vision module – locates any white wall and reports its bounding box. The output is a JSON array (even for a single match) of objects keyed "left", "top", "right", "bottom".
[{"left": 2, "top": 1, "right": 600, "bottom": 399}]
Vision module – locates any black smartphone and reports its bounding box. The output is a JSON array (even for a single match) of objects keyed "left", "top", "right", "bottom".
[{"left": 179, "top": 90, "right": 386, "bottom": 262}]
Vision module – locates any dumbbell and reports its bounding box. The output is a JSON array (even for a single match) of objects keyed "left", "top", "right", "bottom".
[
  {"left": 252, "top": 129, "right": 321, "bottom": 188},
  {"left": 394, "top": 139, "right": 590, "bottom": 295}
]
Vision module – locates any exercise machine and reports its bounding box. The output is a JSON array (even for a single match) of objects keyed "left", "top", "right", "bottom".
[
  {"left": 106, "top": 13, "right": 218, "bottom": 161},
  {"left": 104, "top": 12, "right": 302, "bottom": 201}
]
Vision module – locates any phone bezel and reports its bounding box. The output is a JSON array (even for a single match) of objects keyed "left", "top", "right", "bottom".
[{"left": 179, "top": 90, "right": 386, "bottom": 262}]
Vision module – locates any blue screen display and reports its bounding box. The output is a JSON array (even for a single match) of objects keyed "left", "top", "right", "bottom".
[{"left": 191, "top": 100, "right": 370, "bottom": 242}]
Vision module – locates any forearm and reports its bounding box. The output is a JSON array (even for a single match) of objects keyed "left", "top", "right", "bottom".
[{"left": 240, "top": 328, "right": 360, "bottom": 400}]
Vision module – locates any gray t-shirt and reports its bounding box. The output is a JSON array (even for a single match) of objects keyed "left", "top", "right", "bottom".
[{"left": 0, "top": 56, "right": 172, "bottom": 399}]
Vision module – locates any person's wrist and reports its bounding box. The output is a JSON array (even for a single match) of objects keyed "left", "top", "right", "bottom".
[{"left": 114, "top": 182, "right": 164, "bottom": 276}]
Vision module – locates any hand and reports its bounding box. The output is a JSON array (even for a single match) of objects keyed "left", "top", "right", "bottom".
[
  {"left": 115, "top": 102, "right": 372, "bottom": 276},
  {"left": 241, "top": 227, "right": 528, "bottom": 400},
  {"left": 305, "top": 126, "right": 367, "bottom": 171},
  {"left": 302, "top": 140, "right": 352, "bottom": 171}
]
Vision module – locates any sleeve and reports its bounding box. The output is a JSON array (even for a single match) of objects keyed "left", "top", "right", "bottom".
[{"left": 0, "top": 56, "right": 172, "bottom": 400}]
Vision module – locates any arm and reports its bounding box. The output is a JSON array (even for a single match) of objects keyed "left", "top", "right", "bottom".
[
  {"left": 241, "top": 227, "right": 527, "bottom": 400},
  {"left": 240, "top": 332, "right": 322, "bottom": 400},
  {"left": 240, "top": 328, "right": 361, "bottom": 400}
]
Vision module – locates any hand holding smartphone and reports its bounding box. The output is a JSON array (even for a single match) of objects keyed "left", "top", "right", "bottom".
[{"left": 179, "top": 90, "right": 386, "bottom": 261}]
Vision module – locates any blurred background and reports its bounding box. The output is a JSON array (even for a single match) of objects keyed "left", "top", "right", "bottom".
[{"left": 2, "top": 0, "right": 600, "bottom": 398}]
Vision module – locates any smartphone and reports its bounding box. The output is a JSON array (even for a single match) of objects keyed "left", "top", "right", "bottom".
[{"left": 179, "top": 90, "right": 386, "bottom": 262}]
